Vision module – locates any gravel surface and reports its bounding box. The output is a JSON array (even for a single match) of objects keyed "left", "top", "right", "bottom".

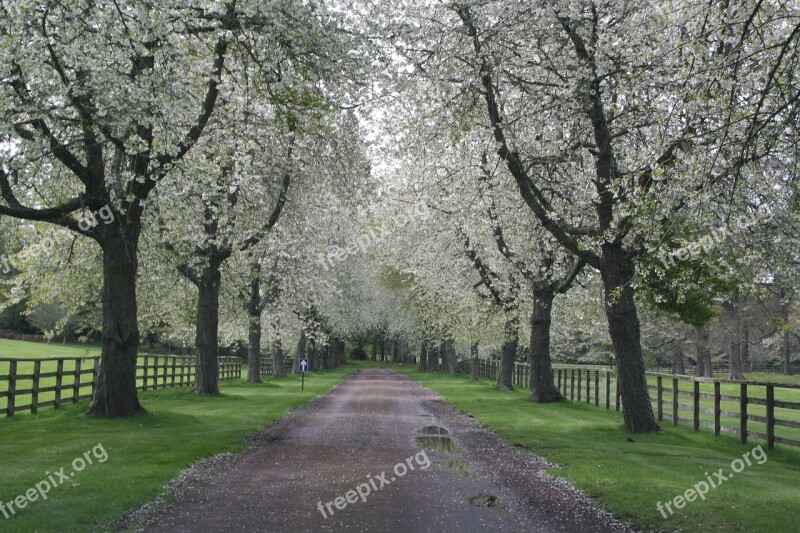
[{"left": 130, "top": 368, "right": 635, "bottom": 532}]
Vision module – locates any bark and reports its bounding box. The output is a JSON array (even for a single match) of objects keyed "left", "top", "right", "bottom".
[
  {"left": 294, "top": 330, "right": 307, "bottom": 373},
  {"left": 391, "top": 337, "right": 401, "bottom": 363},
  {"left": 727, "top": 289, "right": 744, "bottom": 380},
  {"left": 335, "top": 338, "right": 345, "bottom": 367},
  {"left": 742, "top": 316, "right": 751, "bottom": 372},
  {"left": 246, "top": 273, "right": 262, "bottom": 384},
  {"left": 495, "top": 317, "right": 518, "bottom": 391},
  {"left": 529, "top": 286, "right": 562, "bottom": 402},
  {"left": 470, "top": 341, "right": 480, "bottom": 381},
  {"left": 443, "top": 338, "right": 458, "bottom": 374},
  {"left": 673, "top": 332, "right": 686, "bottom": 375},
  {"left": 319, "top": 343, "right": 330, "bottom": 370},
  {"left": 272, "top": 339, "right": 285, "bottom": 378},
  {"left": 307, "top": 339, "right": 317, "bottom": 371},
  {"left": 86, "top": 231, "right": 143, "bottom": 416},
  {"left": 782, "top": 292, "right": 792, "bottom": 375},
  {"left": 193, "top": 263, "right": 222, "bottom": 395},
  {"left": 427, "top": 343, "right": 439, "bottom": 372},
  {"left": 418, "top": 341, "right": 428, "bottom": 372},
  {"left": 695, "top": 325, "right": 713, "bottom": 377},
  {"left": 600, "top": 245, "right": 658, "bottom": 433},
  {"left": 379, "top": 336, "right": 385, "bottom": 362},
  {"left": 371, "top": 336, "right": 378, "bottom": 362}
]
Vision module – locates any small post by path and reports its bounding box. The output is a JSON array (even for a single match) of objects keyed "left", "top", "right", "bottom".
[{"left": 300, "top": 357, "right": 308, "bottom": 390}]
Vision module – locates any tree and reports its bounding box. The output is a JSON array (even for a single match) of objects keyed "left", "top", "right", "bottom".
[
  {"left": 0, "top": 2, "right": 244, "bottom": 415},
  {"left": 418, "top": 0, "right": 800, "bottom": 432}
]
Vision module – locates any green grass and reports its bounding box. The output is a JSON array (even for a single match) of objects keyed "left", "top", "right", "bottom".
[
  {"left": 0, "top": 365, "right": 359, "bottom": 532},
  {"left": 393, "top": 365, "right": 800, "bottom": 533},
  {"left": 0, "top": 339, "right": 203, "bottom": 413},
  {"left": 0, "top": 339, "right": 101, "bottom": 359}
]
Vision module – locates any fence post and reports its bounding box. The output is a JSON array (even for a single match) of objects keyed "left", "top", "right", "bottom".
[
  {"left": 163, "top": 356, "right": 169, "bottom": 389},
  {"left": 557, "top": 369, "right": 562, "bottom": 392},
  {"left": 73, "top": 359, "right": 82, "bottom": 403},
  {"left": 605, "top": 371, "right": 610, "bottom": 410},
  {"left": 586, "top": 370, "right": 591, "bottom": 404},
  {"left": 672, "top": 378, "right": 679, "bottom": 426},
  {"left": 570, "top": 369, "right": 575, "bottom": 400},
  {"left": 31, "top": 360, "right": 41, "bottom": 415},
  {"left": 143, "top": 355, "right": 149, "bottom": 390},
  {"left": 55, "top": 359, "right": 63, "bottom": 408},
  {"left": 740, "top": 383, "right": 748, "bottom": 444},
  {"left": 656, "top": 376, "right": 663, "bottom": 421},
  {"left": 577, "top": 369, "right": 582, "bottom": 402},
  {"left": 594, "top": 371, "right": 599, "bottom": 407},
  {"left": 7, "top": 360, "right": 17, "bottom": 417},
  {"left": 766, "top": 385, "right": 774, "bottom": 449},
  {"left": 714, "top": 381, "right": 721, "bottom": 436},
  {"left": 693, "top": 380, "right": 700, "bottom": 431}
]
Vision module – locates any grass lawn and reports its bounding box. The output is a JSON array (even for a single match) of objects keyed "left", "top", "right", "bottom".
[
  {"left": 393, "top": 365, "right": 800, "bottom": 533},
  {"left": 0, "top": 339, "right": 202, "bottom": 413},
  {"left": 0, "top": 364, "right": 359, "bottom": 532},
  {"left": 0, "top": 339, "right": 102, "bottom": 359}
]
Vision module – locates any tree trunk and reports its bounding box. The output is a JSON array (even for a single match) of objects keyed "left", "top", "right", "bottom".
[
  {"left": 443, "top": 338, "right": 458, "bottom": 374},
  {"left": 427, "top": 343, "right": 438, "bottom": 372},
  {"left": 319, "top": 343, "right": 330, "bottom": 370},
  {"left": 371, "top": 336, "right": 378, "bottom": 361},
  {"left": 470, "top": 341, "right": 480, "bottom": 381},
  {"left": 600, "top": 244, "right": 658, "bottom": 433},
  {"left": 495, "top": 317, "right": 518, "bottom": 391},
  {"left": 391, "top": 337, "right": 400, "bottom": 363},
  {"left": 308, "top": 339, "right": 318, "bottom": 371},
  {"left": 379, "top": 336, "right": 385, "bottom": 362},
  {"left": 728, "top": 289, "right": 744, "bottom": 380},
  {"left": 673, "top": 332, "right": 686, "bottom": 375},
  {"left": 246, "top": 272, "right": 262, "bottom": 384},
  {"left": 695, "top": 325, "right": 713, "bottom": 377},
  {"left": 294, "top": 330, "right": 307, "bottom": 373},
  {"left": 782, "top": 292, "right": 792, "bottom": 375},
  {"left": 529, "top": 286, "right": 562, "bottom": 402},
  {"left": 743, "top": 316, "right": 751, "bottom": 372},
  {"left": 86, "top": 231, "right": 143, "bottom": 417},
  {"left": 272, "top": 339, "right": 286, "bottom": 377},
  {"left": 193, "top": 264, "right": 222, "bottom": 395},
  {"left": 335, "top": 338, "right": 345, "bottom": 367},
  {"left": 418, "top": 341, "right": 428, "bottom": 371}
]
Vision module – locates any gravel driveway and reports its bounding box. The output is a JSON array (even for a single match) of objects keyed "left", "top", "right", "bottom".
[{"left": 136, "top": 368, "right": 633, "bottom": 532}]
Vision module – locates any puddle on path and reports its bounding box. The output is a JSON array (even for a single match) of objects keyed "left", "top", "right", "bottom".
[
  {"left": 418, "top": 425, "right": 449, "bottom": 435},
  {"left": 437, "top": 458, "right": 473, "bottom": 478},
  {"left": 414, "top": 435, "right": 462, "bottom": 453},
  {"left": 467, "top": 493, "right": 506, "bottom": 510}
]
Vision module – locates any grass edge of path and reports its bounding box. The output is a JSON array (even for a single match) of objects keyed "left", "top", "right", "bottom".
[
  {"left": 0, "top": 364, "right": 361, "bottom": 533},
  {"left": 392, "top": 365, "right": 800, "bottom": 533}
]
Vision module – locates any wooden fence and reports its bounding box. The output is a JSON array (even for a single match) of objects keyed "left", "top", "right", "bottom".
[
  {"left": 0, "top": 355, "right": 241, "bottom": 417},
  {"left": 259, "top": 357, "right": 295, "bottom": 377},
  {"left": 471, "top": 360, "right": 800, "bottom": 450}
]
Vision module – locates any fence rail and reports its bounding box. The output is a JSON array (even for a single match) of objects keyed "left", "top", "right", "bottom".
[
  {"left": 469, "top": 360, "right": 800, "bottom": 450},
  {"left": 0, "top": 355, "right": 241, "bottom": 417},
  {"left": 259, "top": 357, "right": 295, "bottom": 377}
]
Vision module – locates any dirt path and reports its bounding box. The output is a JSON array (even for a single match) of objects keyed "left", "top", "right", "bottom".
[{"left": 139, "top": 368, "right": 632, "bottom": 532}]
